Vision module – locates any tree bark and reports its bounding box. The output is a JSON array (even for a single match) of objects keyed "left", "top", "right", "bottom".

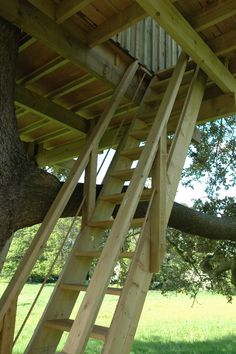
[
  {"left": 0, "top": 17, "right": 235, "bottom": 254},
  {"left": 14, "top": 179, "right": 236, "bottom": 243},
  {"left": 0, "top": 18, "right": 27, "bottom": 250}
]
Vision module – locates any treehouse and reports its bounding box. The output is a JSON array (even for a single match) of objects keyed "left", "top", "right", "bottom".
[{"left": 0, "top": 1, "right": 236, "bottom": 353}]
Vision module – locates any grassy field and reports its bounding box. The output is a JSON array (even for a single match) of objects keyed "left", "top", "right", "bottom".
[{"left": 0, "top": 283, "right": 235, "bottom": 353}]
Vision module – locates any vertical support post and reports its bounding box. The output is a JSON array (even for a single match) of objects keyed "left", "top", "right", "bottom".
[
  {"left": 0, "top": 299, "right": 17, "bottom": 354},
  {"left": 150, "top": 126, "right": 167, "bottom": 272},
  {"left": 102, "top": 219, "right": 152, "bottom": 354},
  {"left": 82, "top": 123, "right": 98, "bottom": 227}
]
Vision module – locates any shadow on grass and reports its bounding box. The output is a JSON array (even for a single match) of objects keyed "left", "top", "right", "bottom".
[
  {"left": 131, "top": 335, "right": 236, "bottom": 354},
  {"left": 13, "top": 335, "right": 236, "bottom": 354}
]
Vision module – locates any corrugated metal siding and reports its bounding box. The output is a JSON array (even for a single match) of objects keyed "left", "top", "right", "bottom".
[{"left": 113, "top": 17, "right": 181, "bottom": 72}]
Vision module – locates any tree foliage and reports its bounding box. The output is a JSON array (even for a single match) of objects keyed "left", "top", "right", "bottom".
[
  {"left": 1, "top": 219, "right": 80, "bottom": 282},
  {"left": 1, "top": 118, "right": 235, "bottom": 300}
]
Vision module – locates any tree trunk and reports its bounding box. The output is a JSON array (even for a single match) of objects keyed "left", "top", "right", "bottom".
[
  {"left": 0, "top": 17, "right": 57, "bottom": 250},
  {"left": 0, "top": 17, "right": 235, "bottom": 254},
  {"left": 14, "top": 180, "right": 236, "bottom": 242},
  {"left": 0, "top": 17, "right": 27, "bottom": 249}
]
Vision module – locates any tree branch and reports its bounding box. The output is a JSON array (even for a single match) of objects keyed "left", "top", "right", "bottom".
[{"left": 14, "top": 178, "right": 236, "bottom": 243}]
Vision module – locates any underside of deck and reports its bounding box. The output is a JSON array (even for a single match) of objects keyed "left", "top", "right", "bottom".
[{"left": 0, "top": 0, "right": 235, "bottom": 169}]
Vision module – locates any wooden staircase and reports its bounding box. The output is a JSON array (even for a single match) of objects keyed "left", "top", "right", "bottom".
[{"left": 0, "top": 53, "right": 207, "bottom": 354}]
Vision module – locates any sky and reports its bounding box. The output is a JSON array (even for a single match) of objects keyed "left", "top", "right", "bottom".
[{"left": 79, "top": 149, "right": 235, "bottom": 208}]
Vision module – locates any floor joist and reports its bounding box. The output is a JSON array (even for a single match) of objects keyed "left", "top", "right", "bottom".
[
  {"left": 0, "top": 0, "right": 144, "bottom": 103},
  {"left": 87, "top": 3, "right": 146, "bottom": 47},
  {"left": 15, "top": 85, "right": 88, "bottom": 135},
  {"left": 136, "top": 0, "right": 236, "bottom": 93}
]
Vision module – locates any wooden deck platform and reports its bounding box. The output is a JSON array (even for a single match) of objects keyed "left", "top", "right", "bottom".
[{"left": 0, "top": 0, "right": 235, "bottom": 167}]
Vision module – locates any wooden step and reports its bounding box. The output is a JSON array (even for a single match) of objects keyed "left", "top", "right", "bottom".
[
  {"left": 130, "top": 129, "right": 173, "bottom": 147},
  {"left": 44, "top": 319, "right": 108, "bottom": 340},
  {"left": 89, "top": 217, "right": 144, "bottom": 229},
  {"left": 129, "top": 128, "right": 150, "bottom": 140},
  {"left": 60, "top": 283, "right": 122, "bottom": 296},
  {"left": 144, "top": 92, "right": 162, "bottom": 105},
  {"left": 101, "top": 189, "right": 152, "bottom": 203},
  {"left": 120, "top": 146, "right": 144, "bottom": 160},
  {"left": 111, "top": 167, "right": 151, "bottom": 181},
  {"left": 75, "top": 251, "right": 134, "bottom": 258},
  {"left": 150, "top": 69, "right": 193, "bottom": 90},
  {"left": 136, "top": 110, "right": 155, "bottom": 123},
  {"left": 111, "top": 168, "right": 135, "bottom": 180}
]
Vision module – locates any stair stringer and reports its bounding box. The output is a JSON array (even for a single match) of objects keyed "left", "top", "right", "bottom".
[
  {"left": 25, "top": 80, "right": 155, "bottom": 354},
  {"left": 101, "top": 67, "right": 207, "bottom": 354}
]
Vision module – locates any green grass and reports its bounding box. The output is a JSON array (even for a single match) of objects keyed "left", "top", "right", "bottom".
[{"left": 0, "top": 283, "right": 235, "bottom": 353}]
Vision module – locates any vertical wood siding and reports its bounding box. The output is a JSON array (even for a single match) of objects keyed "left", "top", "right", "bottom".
[{"left": 113, "top": 18, "right": 181, "bottom": 72}]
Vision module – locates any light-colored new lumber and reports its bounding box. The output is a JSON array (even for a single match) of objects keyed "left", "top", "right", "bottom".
[
  {"left": 100, "top": 189, "right": 152, "bottom": 203},
  {"left": 0, "top": 0, "right": 143, "bottom": 103},
  {"left": 0, "top": 60, "right": 138, "bottom": 325},
  {"left": 56, "top": 0, "right": 93, "bottom": 24},
  {"left": 120, "top": 146, "right": 144, "bottom": 160},
  {"left": 191, "top": 0, "right": 236, "bottom": 32},
  {"left": 89, "top": 218, "right": 144, "bottom": 229},
  {"left": 167, "top": 68, "right": 207, "bottom": 218},
  {"left": 62, "top": 52, "right": 188, "bottom": 354},
  {"left": 102, "top": 65, "right": 207, "bottom": 354},
  {"left": 15, "top": 85, "right": 88, "bottom": 135},
  {"left": 60, "top": 283, "right": 122, "bottom": 296},
  {"left": 26, "top": 85, "right": 145, "bottom": 353},
  {"left": 82, "top": 137, "right": 97, "bottom": 227},
  {"left": 75, "top": 251, "right": 135, "bottom": 259},
  {"left": 102, "top": 219, "right": 152, "bottom": 354},
  {"left": 88, "top": 3, "right": 146, "bottom": 47},
  {"left": 110, "top": 168, "right": 136, "bottom": 181},
  {"left": 150, "top": 128, "right": 167, "bottom": 272},
  {"left": 44, "top": 319, "right": 108, "bottom": 340},
  {"left": 137, "top": 0, "right": 236, "bottom": 93},
  {"left": 209, "top": 29, "right": 236, "bottom": 56},
  {"left": 0, "top": 300, "right": 17, "bottom": 354}
]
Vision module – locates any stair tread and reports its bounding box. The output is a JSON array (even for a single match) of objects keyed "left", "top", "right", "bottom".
[
  {"left": 111, "top": 168, "right": 136, "bottom": 180},
  {"left": 120, "top": 146, "right": 144, "bottom": 160},
  {"left": 44, "top": 319, "right": 108, "bottom": 340},
  {"left": 75, "top": 250, "right": 134, "bottom": 258},
  {"left": 101, "top": 189, "right": 152, "bottom": 203},
  {"left": 129, "top": 128, "right": 150, "bottom": 140},
  {"left": 89, "top": 217, "right": 144, "bottom": 229},
  {"left": 60, "top": 283, "right": 122, "bottom": 296}
]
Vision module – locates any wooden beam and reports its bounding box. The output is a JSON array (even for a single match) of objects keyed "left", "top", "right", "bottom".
[
  {"left": 150, "top": 127, "right": 167, "bottom": 273},
  {"left": 191, "top": 0, "right": 236, "bottom": 32},
  {"left": 209, "top": 29, "right": 236, "bottom": 56},
  {"left": 46, "top": 74, "right": 96, "bottom": 99},
  {"left": 71, "top": 89, "right": 113, "bottom": 111},
  {"left": 0, "top": 61, "right": 139, "bottom": 329},
  {"left": 56, "top": 0, "right": 93, "bottom": 24},
  {"left": 36, "top": 124, "right": 126, "bottom": 166},
  {"left": 136, "top": 0, "right": 236, "bottom": 93},
  {"left": 15, "top": 85, "right": 88, "bottom": 134},
  {"left": 88, "top": 3, "right": 146, "bottom": 47},
  {"left": 36, "top": 90, "right": 236, "bottom": 166},
  {"left": 167, "top": 69, "right": 207, "bottom": 216},
  {"left": 17, "top": 57, "right": 68, "bottom": 85},
  {"left": 0, "top": 0, "right": 144, "bottom": 102},
  {"left": 27, "top": 0, "right": 56, "bottom": 19},
  {"left": 0, "top": 300, "right": 17, "bottom": 354},
  {"left": 197, "top": 92, "right": 236, "bottom": 124},
  {"left": 18, "top": 35, "right": 36, "bottom": 53},
  {"left": 19, "top": 118, "right": 49, "bottom": 137}
]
